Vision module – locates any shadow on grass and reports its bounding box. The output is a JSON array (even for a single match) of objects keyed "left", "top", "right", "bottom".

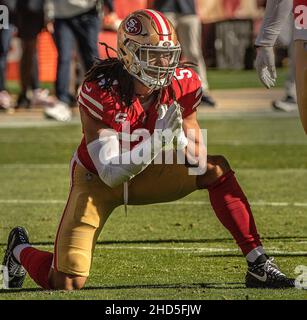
[
  {"left": 0, "top": 287, "right": 45, "bottom": 294},
  {"left": 0, "top": 235, "right": 306, "bottom": 248},
  {"left": 83, "top": 282, "right": 247, "bottom": 291},
  {"left": 0, "top": 282, "right": 246, "bottom": 294}
]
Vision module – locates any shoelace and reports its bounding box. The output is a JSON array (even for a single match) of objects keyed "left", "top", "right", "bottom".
[
  {"left": 18, "top": 232, "right": 27, "bottom": 243},
  {"left": 263, "top": 258, "right": 286, "bottom": 279},
  {"left": 8, "top": 255, "right": 26, "bottom": 276}
]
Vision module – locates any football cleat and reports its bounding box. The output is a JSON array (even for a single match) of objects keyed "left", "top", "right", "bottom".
[
  {"left": 246, "top": 255, "right": 295, "bottom": 288},
  {"left": 0, "top": 90, "right": 12, "bottom": 110},
  {"left": 2, "top": 227, "right": 30, "bottom": 289},
  {"left": 272, "top": 95, "right": 298, "bottom": 112},
  {"left": 44, "top": 101, "right": 72, "bottom": 122},
  {"left": 31, "top": 89, "right": 55, "bottom": 107}
]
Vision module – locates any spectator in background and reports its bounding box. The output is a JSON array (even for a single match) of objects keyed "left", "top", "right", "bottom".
[
  {"left": 103, "top": 0, "right": 122, "bottom": 31},
  {"left": 272, "top": 11, "right": 297, "bottom": 112},
  {"left": 256, "top": 0, "right": 297, "bottom": 112},
  {"left": 0, "top": 0, "right": 16, "bottom": 111},
  {"left": 44, "top": 0, "right": 102, "bottom": 122},
  {"left": 152, "top": 0, "right": 216, "bottom": 107},
  {"left": 14, "top": 0, "right": 54, "bottom": 109}
]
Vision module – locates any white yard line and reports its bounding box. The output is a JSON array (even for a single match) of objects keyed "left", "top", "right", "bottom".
[
  {"left": 1, "top": 139, "right": 306, "bottom": 146},
  {"left": 27, "top": 244, "right": 306, "bottom": 255},
  {"left": 0, "top": 138, "right": 306, "bottom": 146},
  {"left": 210, "top": 140, "right": 307, "bottom": 146},
  {"left": 0, "top": 119, "right": 80, "bottom": 129},
  {"left": 1, "top": 164, "right": 307, "bottom": 172},
  {"left": 0, "top": 199, "right": 66, "bottom": 204},
  {"left": 0, "top": 164, "right": 68, "bottom": 169},
  {"left": 0, "top": 199, "right": 307, "bottom": 208},
  {"left": 0, "top": 111, "right": 297, "bottom": 130},
  {"left": 96, "top": 247, "right": 307, "bottom": 255}
]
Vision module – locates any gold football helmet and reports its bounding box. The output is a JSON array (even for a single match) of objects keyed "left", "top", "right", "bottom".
[{"left": 117, "top": 9, "right": 181, "bottom": 90}]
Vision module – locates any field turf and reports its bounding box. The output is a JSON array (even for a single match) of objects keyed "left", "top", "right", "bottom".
[{"left": 0, "top": 109, "right": 307, "bottom": 300}]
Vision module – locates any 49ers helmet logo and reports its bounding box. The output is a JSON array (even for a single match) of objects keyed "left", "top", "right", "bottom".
[{"left": 125, "top": 16, "right": 142, "bottom": 35}]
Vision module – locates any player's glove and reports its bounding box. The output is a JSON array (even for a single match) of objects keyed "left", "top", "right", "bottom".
[
  {"left": 155, "top": 102, "right": 184, "bottom": 146},
  {"left": 255, "top": 46, "right": 277, "bottom": 89},
  {"left": 171, "top": 101, "right": 188, "bottom": 150}
]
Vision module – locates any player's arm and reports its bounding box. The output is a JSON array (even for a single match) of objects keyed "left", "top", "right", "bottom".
[
  {"left": 182, "top": 111, "right": 207, "bottom": 173},
  {"left": 80, "top": 104, "right": 182, "bottom": 188},
  {"left": 255, "top": 0, "right": 292, "bottom": 88}
]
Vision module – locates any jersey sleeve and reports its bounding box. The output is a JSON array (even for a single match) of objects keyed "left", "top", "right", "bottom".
[
  {"left": 255, "top": 0, "right": 292, "bottom": 47},
  {"left": 78, "top": 80, "right": 114, "bottom": 127},
  {"left": 173, "top": 68, "right": 203, "bottom": 118}
]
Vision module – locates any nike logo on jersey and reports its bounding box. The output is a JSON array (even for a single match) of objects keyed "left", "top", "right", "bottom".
[
  {"left": 85, "top": 84, "right": 92, "bottom": 93},
  {"left": 248, "top": 270, "right": 267, "bottom": 282}
]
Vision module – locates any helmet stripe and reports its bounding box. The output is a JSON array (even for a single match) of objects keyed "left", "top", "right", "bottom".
[
  {"left": 144, "top": 9, "right": 171, "bottom": 41},
  {"left": 156, "top": 11, "right": 172, "bottom": 40}
]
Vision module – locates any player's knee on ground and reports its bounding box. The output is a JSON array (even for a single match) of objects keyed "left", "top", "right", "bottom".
[
  {"left": 197, "top": 155, "right": 231, "bottom": 188},
  {"left": 207, "top": 155, "right": 231, "bottom": 173},
  {"left": 49, "top": 270, "right": 87, "bottom": 291}
]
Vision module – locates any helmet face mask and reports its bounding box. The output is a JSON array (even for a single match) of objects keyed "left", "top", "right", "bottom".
[
  {"left": 117, "top": 10, "right": 181, "bottom": 91},
  {"left": 128, "top": 42, "right": 181, "bottom": 90}
]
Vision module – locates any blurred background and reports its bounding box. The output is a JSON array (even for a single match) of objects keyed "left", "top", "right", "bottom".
[
  {"left": 1, "top": 2, "right": 307, "bottom": 301},
  {"left": 0, "top": 0, "right": 296, "bottom": 120}
]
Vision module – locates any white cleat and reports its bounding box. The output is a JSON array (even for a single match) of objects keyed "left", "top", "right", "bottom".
[
  {"left": 272, "top": 96, "right": 298, "bottom": 112},
  {"left": 44, "top": 101, "right": 72, "bottom": 122},
  {"left": 31, "top": 89, "right": 55, "bottom": 107},
  {"left": 0, "top": 90, "right": 13, "bottom": 110}
]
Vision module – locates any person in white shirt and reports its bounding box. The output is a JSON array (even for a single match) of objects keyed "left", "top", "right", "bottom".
[{"left": 255, "top": 0, "right": 307, "bottom": 133}]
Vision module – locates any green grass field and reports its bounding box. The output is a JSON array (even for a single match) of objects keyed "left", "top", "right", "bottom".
[
  {"left": 0, "top": 111, "right": 307, "bottom": 300},
  {"left": 5, "top": 68, "right": 288, "bottom": 94}
]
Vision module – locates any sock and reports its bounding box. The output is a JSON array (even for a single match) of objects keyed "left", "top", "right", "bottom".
[
  {"left": 20, "top": 247, "right": 53, "bottom": 290},
  {"left": 246, "top": 246, "right": 265, "bottom": 263},
  {"left": 13, "top": 244, "right": 31, "bottom": 263},
  {"left": 208, "top": 170, "right": 262, "bottom": 256}
]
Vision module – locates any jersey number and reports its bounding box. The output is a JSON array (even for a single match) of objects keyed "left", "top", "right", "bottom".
[{"left": 175, "top": 69, "right": 193, "bottom": 80}]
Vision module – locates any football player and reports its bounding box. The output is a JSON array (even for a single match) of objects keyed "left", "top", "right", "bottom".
[
  {"left": 3, "top": 9, "right": 294, "bottom": 290},
  {"left": 255, "top": 0, "right": 307, "bottom": 133}
]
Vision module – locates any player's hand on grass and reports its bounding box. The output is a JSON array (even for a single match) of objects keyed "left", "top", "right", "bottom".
[
  {"left": 155, "top": 102, "right": 184, "bottom": 146},
  {"left": 255, "top": 46, "right": 277, "bottom": 89}
]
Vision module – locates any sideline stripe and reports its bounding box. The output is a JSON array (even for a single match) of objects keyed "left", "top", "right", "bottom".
[
  {"left": 0, "top": 199, "right": 307, "bottom": 207},
  {"left": 0, "top": 110, "right": 298, "bottom": 129}
]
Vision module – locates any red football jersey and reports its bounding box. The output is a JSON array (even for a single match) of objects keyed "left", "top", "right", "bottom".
[
  {"left": 294, "top": 0, "right": 307, "bottom": 14},
  {"left": 77, "top": 67, "right": 202, "bottom": 173},
  {"left": 293, "top": 0, "right": 307, "bottom": 40},
  {"left": 294, "top": 0, "right": 307, "bottom": 9}
]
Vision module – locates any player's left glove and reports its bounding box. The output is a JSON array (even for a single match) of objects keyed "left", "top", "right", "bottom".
[
  {"left": 156, "top": 102, "right": 188, "bottom": 150},
  {"left": 171, "top": 101, "right": 188, "bottom": 150},
  {"left": 255, "top": 46, "right": 277, "bottom": 89}
]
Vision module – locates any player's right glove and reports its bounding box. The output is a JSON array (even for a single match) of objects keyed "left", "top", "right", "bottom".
[{"left": 255, "top": 46, "right": 277, "bottom": 89}]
